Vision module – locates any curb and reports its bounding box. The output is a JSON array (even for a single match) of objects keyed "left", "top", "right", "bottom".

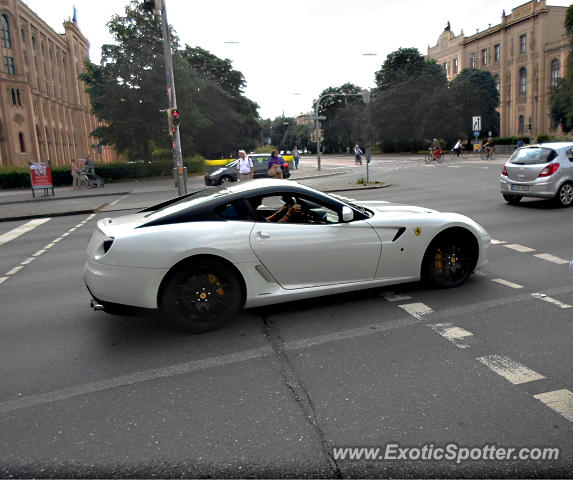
[{"left": 0, "top": 191, "right": 132, "bottom": 207}]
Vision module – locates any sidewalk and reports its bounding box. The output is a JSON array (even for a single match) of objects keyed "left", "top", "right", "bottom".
[{"left": 0, "top": 163, "right": 360, "bottom": 222}]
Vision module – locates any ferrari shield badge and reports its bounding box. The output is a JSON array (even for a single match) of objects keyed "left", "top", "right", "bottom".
[{"left": 414, "top": 227, "right": 422, "bottom": 236}]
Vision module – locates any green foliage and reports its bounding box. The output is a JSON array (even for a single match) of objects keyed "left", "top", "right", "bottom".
[
  {"left": 80, "top": 1, "right": 262, "bottom": 161},
  {"left": 255, "top": 145, "right": 277, "bottom": 153}
]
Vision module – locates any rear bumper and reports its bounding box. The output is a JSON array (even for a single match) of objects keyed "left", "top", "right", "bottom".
[
  {"left": 499, "top": 177, "right": 557, "bottom": 198},
  {"left": 84, "top": 260, "right": 168, "bottom": 309}
]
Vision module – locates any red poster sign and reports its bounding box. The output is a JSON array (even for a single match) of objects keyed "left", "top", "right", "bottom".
[{"left": 30, "top": 162, "right": 53, "bottom": 188}]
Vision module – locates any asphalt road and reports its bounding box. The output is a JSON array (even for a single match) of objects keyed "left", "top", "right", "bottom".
[{"left": 0, "top": 155, "right": 572, "bottom": 478}]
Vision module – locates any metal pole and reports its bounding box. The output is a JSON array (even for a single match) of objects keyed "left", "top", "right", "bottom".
[
  {"left": 315, "top": 101, "right": 321, "bottom": 171},
  {"left": 159, "top": 0, "right": 186, "bottom": 195}
]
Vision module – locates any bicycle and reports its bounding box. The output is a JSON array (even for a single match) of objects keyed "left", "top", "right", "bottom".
[
  {"left": 448, "top": 148, "right": 464, "bottom": 160},
  {"left": 480, "top": 146, "right": 496, "bottom": 160},
  {"left": 424, "top": 149, "right": 444, "bottom": 164}
]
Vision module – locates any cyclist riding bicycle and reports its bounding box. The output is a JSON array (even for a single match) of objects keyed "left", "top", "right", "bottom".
[
  {"left": 431, "top": 138, "right": 442, "bottom": 160},
  {"left": 484, "top": 137, "right": 495, "bottom": 159}
]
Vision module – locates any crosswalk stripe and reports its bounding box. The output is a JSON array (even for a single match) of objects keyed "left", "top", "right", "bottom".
[
  {"left": 429, "top": 323, "right": 473, "bottom": 349},
  {"left": 492, "top": 278, "right": 523, "bottom": 289},
  {"left": 398, "top": 302, "right": 433, "bottom": 320},
  {"left": 534, "top": 390, "right": 573, "bottom": 422},
  {"left": 533, "top": 253, "right": 569, "bottom": 265},
  {"left": 477, "top": 354, "right": 545, "bottom": 384},
  {"left": 531, "top": 293, "right": 572, "bottom": 309},
  {"left": 504, "top": 244, "right": 535, "bottom": 253},
  {"left": 0, "top": 218, "right": 52, "bottom": 247}
]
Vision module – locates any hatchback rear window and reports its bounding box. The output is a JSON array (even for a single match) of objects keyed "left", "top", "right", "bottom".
[{"left": 509, "top": 147, "right": 557, "bottom": 165}]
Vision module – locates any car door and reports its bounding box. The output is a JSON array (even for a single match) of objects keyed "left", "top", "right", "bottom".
[
  {"left": 251, "top": 155, "right": 268, "bottom": 177},
  {"left": 249, "top": 198, "right": 381, "bottom": 289}
]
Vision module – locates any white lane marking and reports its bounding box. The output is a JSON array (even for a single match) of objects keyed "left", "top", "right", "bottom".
[
  {"left": 429, "top": 323, "right": 473, "bottom": 349},
  {"left": 68, "top": 227, "right": 77, "bottom": 232},
  {"left": 108, "top": 194, "right": 130, "bottom": 207},
  {"left": 534, "top": 389, "right": 573, "bottom": 423},
  {"left": 490, "top": 239, "right": 507, "bottom": 245},
  {"left": 398, "top": 302, "right": 433, "bottom": 320},
  {"left": 0, "top": 314, "right": 424, "bottom": 414},
  {"left": 492, "top": 278, "right": 524, "bottom": 289},
  {"left": 0, "top": 277, "right": 8, "bottom": 284},
  {"left": 534, "top": 253, "right": 569, "bottom": 265},
  {"left": 52, "top": 238, "right": 62, "bottom": 243},
  {"left": 477, "top": 354, "right": 545, "bottom": 384},
  {"left": 32, "top": 249, "right": 46, "bottom": 257},
  {"left": 504, "top": 244, "right": 535, "bottom": 253},
  {"left": 20, "top": 258, "right": 35, "bottom": 265},
  {"left": 74, "top": 222, "right": 85, "bottom": 228},
  {"left": 383, "top": 292, "right": 413, "bottom": 302},
  {"left": 6, "top": 265, "right": 24, "bottom": 275},
  {"left": 61, "top": 232, "right": 69, "bottom": 237},
  {"left": 43, "top": 242, "right": 56, "bottom": 249},
  {"left": 531, "top": 293, "right": 572, "bottom": 309},
  {"left": 0, "top": 218, "right": 52, "bottom": 247}
]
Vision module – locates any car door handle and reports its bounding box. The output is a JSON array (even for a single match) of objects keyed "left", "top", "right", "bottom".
[{"left": 257, "top": 231, "right": 271, "bottom": 239}]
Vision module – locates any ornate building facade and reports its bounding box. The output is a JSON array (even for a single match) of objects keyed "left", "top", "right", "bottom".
[
  {"left": 427, "top": 0, "right": 569, "bottom": 138},
  {"left": 0, "top": 0, "right": 114, "bottom": 168}
]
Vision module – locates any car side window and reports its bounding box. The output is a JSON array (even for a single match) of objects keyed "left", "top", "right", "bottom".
[
  {"left": 214, "top": 199, "right": 253, "bottom": 221},
  {"left": 566, "top": 149, "right": 573, "bottom": 162}
]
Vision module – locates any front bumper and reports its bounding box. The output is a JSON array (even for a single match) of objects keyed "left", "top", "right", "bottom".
[{"left": 84, "top": 260, "right": 168, "bottom": 309}]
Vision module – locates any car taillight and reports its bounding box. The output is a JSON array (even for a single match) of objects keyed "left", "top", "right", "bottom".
[
  {"left": 538, "top": 163, "right": 559, "bottom": 177},
  {"left": 501, "top": 166, "right": 508, "bottom": 176}
]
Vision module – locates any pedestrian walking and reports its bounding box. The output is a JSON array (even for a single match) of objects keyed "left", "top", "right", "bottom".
[
  {"left": 236, "top": 150, "right": 253, "bottom": 182},
  {"left": 267, "top": 150, "right": 284, "bottom": 179},
  {"left": 292, "top": 146, "right": 300, "bottom": 169},
  {"left": 354, "top": 145, "right": 363, "bottom": 165},
  {"left": 71, "top": 159, "right": 80, "bottom": 190}
]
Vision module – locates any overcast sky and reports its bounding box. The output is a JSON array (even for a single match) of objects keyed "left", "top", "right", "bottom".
[{"left": 22, "top": 0, "right": 572, "bottom": 119}]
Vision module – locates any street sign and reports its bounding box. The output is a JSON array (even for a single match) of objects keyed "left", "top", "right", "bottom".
[
  {"left": 310, "top": 115, "right": 327, "bottom": 120},
  {"left": 472, "top": 116, "right": 481, "bottom": 131},
  {"left": 474, "top": 130, "right": 480, "bottom": 137}
]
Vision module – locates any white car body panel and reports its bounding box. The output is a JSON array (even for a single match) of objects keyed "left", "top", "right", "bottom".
[{"left": 84, "top": 180, "right": 490, "bottom": 311}]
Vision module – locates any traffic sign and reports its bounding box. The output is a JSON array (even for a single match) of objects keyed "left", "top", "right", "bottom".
[
  {"left": 472, "top": 116, "right": 481, "bottom": 131},
  {"left": 310, "top": 115, "right": 327, "bottom": 120},
  {"left": 474, "top": 130, "right": 480, "bottom": 137}
]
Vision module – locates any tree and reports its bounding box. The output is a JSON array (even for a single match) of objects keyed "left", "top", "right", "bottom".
[
  {"left": 370, "top": 48, "right": 448, "bottom": 151},
  {"left": 550, "top": 5, "right": 573, "bottom": 132},
  {"left": 449, "top": 68, "right": 500, "bottom": 140},
  {"left": 80, "top": 1, "right": 261, "bottom": 160}
]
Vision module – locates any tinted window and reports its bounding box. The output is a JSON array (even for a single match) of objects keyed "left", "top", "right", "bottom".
[
  {"left": 509, "top": 147, "right": 557, "bottom": 165},
  {"left": 214, "top": 199, "right": 253, "bottom": 221},
  {"left": 566, "top": 149, "right": 573, "bottom": 162}
]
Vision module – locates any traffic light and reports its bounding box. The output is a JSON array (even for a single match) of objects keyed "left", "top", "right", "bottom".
[{"left": 172, "top": 108, "right": 180, "bottom": 127}]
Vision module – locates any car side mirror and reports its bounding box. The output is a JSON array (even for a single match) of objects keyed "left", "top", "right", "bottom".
[{"left": 341, "top": 206, "right": 353, "bottom": 222}]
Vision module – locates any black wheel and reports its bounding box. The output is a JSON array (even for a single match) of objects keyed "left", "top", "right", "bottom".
[
  {"left": 424, "top": 153, "right": 433, "bottom": 164},
  {"left": 503, "top": 194, "right": 522, "bottom": 204},
  {"left": 422, "top": 231, "right": 478, "bottom": 288},
  {"left": 436, "top": 153, "right": 444, "bottom": 164},
  {"left": 219, "top": 175, "right": 234, "bottom": 185},
  {"left": 555, "top": 182, "right": 573, "bottom": 207},
  {"left": 160, "top": 259, "right": 242, "bottom": 333}
]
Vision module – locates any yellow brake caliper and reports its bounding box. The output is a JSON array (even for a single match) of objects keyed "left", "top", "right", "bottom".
[
  {"left": 209, "top": 274, "right": 225, "bottom": 296},
  {"left": 435, "top": 248, "right": 444, "bottom": 271}
]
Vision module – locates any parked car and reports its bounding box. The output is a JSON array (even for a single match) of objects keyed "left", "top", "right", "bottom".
[
  {"left": 500, "top": 142, "right": 573, "bottom": 207},
  {"left": 85, "top": 179, "right": 490, "bottom": 333},
  {"left": 204, "top": 153, "right": 290, "bottom": 186}
]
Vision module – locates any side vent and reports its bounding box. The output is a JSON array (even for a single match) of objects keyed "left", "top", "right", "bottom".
[{"left": 392, "top": 227, "right": 406, "bottom": 242}]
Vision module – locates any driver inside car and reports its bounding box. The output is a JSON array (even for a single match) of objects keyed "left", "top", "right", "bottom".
[{"left": 250, "top": 196, "right": 302, "bottom": 223}]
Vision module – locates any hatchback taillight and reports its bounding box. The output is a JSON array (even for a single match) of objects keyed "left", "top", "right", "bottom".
[
  {"left": 539, "top": 163, "right": 559, "bottom": 177},
  {"left": 501, "top": 166, "right": 508, "bottom": 176}
]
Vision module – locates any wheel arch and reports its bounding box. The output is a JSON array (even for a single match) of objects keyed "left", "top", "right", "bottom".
[
  {"left": 420, "top": 226, "right": 480, "bottom": 280},
  {"left": 157, "top": 253, "right": 247, "bottom": 309}
]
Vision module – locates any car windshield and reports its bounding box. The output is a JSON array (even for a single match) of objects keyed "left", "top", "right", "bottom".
[
  {"left": 509, "top": 147, "right": 557, "bottom": 165},
  {"left": 144, "top": 185, "right": 232, "bottom": 218}
]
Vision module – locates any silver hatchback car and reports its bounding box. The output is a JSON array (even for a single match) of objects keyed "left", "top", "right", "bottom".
[{"left": 500, "top": 142, "right": 573, "bottom": 207}]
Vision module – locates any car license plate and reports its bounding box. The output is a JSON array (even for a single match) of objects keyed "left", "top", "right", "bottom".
[{"left": 511, "top": 184, "right": 530, "bottom": 191}]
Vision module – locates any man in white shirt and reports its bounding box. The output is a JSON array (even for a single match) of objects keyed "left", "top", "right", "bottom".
[{"left": 236, "top": 150, "right": 253, "bottom": 181}]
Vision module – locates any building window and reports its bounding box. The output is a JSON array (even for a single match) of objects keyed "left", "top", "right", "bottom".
[
  {"left": 520, "top": 34, "right": 527, "bottom": 54},
  {"left": 494, "top": 74, "right": 500, "bottom": 92},
  {"left": 16, "top": 88, "right": 21, "bottom": 105},
  {"left": 519, "top": 67, "right": 527, "bottom": 94},
  {"left": 18, "top": 132, "right": 25, "bottom": 152},
  {"left": 443, "top": 62, "right": 448, "bottom": 75},
  {"left": 551, "top": 59, "right": 561, "bottom": 87},
  {"left": 482, "top": 48, "right": 488, "bottom": 66},
  {"left": 494, "top": 44, "right": 500, "bottom": 62},
  {"left": 453, "top": 57, "right": 458, "bottom": 74},
  {"left": 10, "top": 88, "right": 16, "bottom": 105},
  {"left": 3, "top": 56, "right": 15, "bottom": 74},
  {"left": 519, "top": 115, "right": 525, "bottom": 132},
  {"left": 471, "top": 55, "right": 477, "bottom": 68},
  {"left": 1, "top": 14, "right": 12, "bottom": 49}
]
